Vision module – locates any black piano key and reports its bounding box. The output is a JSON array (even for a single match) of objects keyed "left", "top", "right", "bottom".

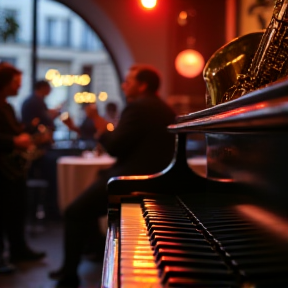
[
  {"left": 164, "top": 277, "right": 237, "bottom": 288},
  {"left": 147, "top": 220, "right": 194, "bottom": 230},
  {"left": 143, "top": 209, "right": 185, "bottom": 214},
  {"left": 155, "top": 248, "right": 219, "bottom": 262},
  {"left": 148, "top": 225, "right": 197, "bottom": 236},
  {"left": 151, "top": 235, "right": 207, "bottom": 246},
  {"left": 145, "top": 216, "right": 190, "bottom": 223},
  {"left": 142, "top": 204, "right": 183, "bottom": 211},
  {"left": 149, "top": 230, "right": 204, "bottom": 242},
  {"left": 144, "top": 214, "right": 188, "bottom": 221},
  {"left": 156, "top": 256, "right": 228, "bottom": 270},
  {"left": 153, "top": 241, "right": 213, "bottom": 255},
  {"left": 160, "top": 266, "right": 236, "bottom": 286}
]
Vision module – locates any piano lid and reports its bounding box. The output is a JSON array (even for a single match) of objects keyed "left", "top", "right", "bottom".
[{"left": 169, "top": 77, "right": 288, "bottom": 133}]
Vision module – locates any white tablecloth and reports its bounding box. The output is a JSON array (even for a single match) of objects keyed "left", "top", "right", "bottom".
[{"left": 57, "top": 154, "right": 116, "bottom": 212}]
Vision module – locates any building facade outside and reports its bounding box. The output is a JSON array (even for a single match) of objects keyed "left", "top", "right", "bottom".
[{"left": 0, "top": 0, "right": 124, "bottom": 139}]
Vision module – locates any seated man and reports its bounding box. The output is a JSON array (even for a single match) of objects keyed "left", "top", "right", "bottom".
[{"left": 49, "top": 64, "right": 176, "bottom": 288}]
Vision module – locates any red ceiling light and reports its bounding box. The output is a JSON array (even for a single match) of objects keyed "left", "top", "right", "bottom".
[
  {"left": 175, "top": 49, "right": 205, "bottom": 78},
  {"left": 141, "top": 0, "right": 157, "bottom": 9}
]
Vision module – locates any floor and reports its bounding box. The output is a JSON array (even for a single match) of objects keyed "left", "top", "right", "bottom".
[{"left": 0, "top": 221, "right": 103, "bottom": 288}]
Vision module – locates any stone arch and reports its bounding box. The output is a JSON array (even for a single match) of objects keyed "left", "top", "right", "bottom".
[{"left": 56, "top": 0, "right": 134, "bottom": 82}]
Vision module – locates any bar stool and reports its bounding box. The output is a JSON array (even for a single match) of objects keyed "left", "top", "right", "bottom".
[{"left": 26, "top": 178, "right": 49, "bottom": 235}]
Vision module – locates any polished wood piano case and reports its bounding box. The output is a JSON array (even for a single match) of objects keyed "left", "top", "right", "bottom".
[{"left": 101, "top": 79, "right": 288, "bottom": 288}]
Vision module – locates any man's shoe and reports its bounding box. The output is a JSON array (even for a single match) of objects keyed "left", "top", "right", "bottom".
[
  {"left": 10, "top": 247, "right": 46, "bottom": 263},
  {"left": 55, "top": 276, "right": 80, "bottom": 288},
  {"left": 49, "top": 268, "right": 64, "bottom": 280},
  {"left": 0, "top": 259, "right": 16, "bottom": 274}
]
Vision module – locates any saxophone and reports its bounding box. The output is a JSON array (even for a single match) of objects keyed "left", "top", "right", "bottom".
[{"left": 204, "top": 0, "right": 288, "bottom": 106}]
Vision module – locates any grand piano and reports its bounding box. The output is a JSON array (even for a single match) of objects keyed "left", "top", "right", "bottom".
[
  {"left": 101, "top": 76, "right": 288, "bottom": 288},
  {"left": 101, "top": 5, "right": 288, "bottom": 284}
]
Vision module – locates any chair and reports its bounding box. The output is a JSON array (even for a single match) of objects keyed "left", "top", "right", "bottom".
[{"left": 26, "top": 159, "right": 49, "bottom": 235}]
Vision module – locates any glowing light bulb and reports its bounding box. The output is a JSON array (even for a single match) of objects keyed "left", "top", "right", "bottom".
[
  {"left": 107, "top": 123, "right": 114, "bottom": 131},
  {"left": 175, "top": 49, "right": 205, "bottom": 78},
  {"left": 178, "top": 11, "right": 188, "bottom": 26},
  {"left": 141, "top": 0, "right": 157, "bottom": 9},
  {"left": 98, "top": 92, "right": 108, "bottom": 101}
]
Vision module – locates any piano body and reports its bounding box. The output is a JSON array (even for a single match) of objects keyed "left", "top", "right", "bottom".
[{"left": 101, "top": 78, "right": 288, "bottom": 288}]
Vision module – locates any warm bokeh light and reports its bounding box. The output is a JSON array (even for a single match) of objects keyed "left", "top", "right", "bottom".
[
  {"left": 179, "top": 11, "right": 187, "bottom": 19},
  {"left": 98, "top": 91, "right": 108, "bottom": 101},
  {"left": 175, "top": 49, "right": 205, "bottom": 78},
  {"left": 45, "top": 69, "right": 60, "bottom": 81},
  {"left": 74, "top": 92, "right": 96, "bottom": 103},
  {"left": 106, "top": 123, "right": 114, "bottom": 131},
  {"left": 178, "top": 11, "right": 188, "bottom": 26},
  {"left": 45, "top": 69, "right": 91, "bottom": 87},
  {"left": 62, "top": 75, "right": 74, "bottom": 86},
  {"left": 141, "top": 0, "right": 157, "bottom": 9},
  {"left": 75, "top": 74, "right": 91, "bottom": 86}
]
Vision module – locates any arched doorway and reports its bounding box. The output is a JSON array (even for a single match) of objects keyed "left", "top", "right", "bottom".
[{"left": 56, "top": 0, "right": 134, "bottom": 82}]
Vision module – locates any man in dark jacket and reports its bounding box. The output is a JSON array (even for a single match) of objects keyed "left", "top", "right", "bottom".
[
  {"left": 50, "top": 64, "right": 176, "bottom": 288},
  {"left": 21, "top": 79, "right": 59, "bottom": 131},
  {"left": 0, "top": 63, "right": 46, "bottom": 274}
]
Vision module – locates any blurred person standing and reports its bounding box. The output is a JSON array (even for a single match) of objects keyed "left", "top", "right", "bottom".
[
  {"left": 49, "top": 64, "right": 176, "bottom": 288},
  {"left": 0, "top": 63, "right": 46, "bottom": 274},
  {"left": 21, "top": 79, "right": 60, "bottom": 132},
  {"left": 21, "top": 79, "right": 57, "bottom": 187}
]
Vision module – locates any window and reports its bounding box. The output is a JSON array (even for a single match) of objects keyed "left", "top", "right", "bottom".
[
  {"left": 45, "top": 17, "right": 57, "bottom": 46},
  {"left": 62, "top": 18, "right": 71, "bottom": 47},
  {"left": 81, "top": 23, "right": 102, "bottom": 50},
  {"left": 45, "top": 17, "right": 71, "bottom": 47}
]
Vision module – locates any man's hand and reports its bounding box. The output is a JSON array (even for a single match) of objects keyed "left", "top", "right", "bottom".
[
  {"left": 13, "top": 133, "right": 34, "bottom": 150},
  {"left": 60, "top": 112, "right": 80, "bottom": 134},
  {"left": 48, "top": 108, "right": 61, "bottom": 120}
]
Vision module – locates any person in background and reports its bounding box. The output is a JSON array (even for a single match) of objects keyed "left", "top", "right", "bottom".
[
  {"left": 21, "top": 79, "right": 57, "bottom": 189},
  {"left": 21, "top": 79, "right": 60, "bottom": 132},
  {"left": 49, "top": 64, "right": 176, "bottom": 288},
  {"left": 67, "top": 104, "right": 98, "bottom": 140},
  {"left": 78, "top": 111, "right": 97, "bottom": 140},
  {"left": 0, "top": 62, "right": 46, "bottom": 274},
  {"left": 61, "top": 101, "right": 119, "bottom": 140},
  {"left": 61, "top": 102, "right": 119, "bottom": 154},
  {"left": 103, "top": 101, "right": 119, "bottom": 128}
]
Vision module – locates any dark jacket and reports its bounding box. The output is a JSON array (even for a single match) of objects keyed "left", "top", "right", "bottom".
[
  {"left": 99, "top": 93, "right": 176, "bottom": 178},
  {"left": 0, "top": 102, "right": 26, "bottom": 180},
  {"left": 21, "top": 95, "right": 55, "bottom": 130}
]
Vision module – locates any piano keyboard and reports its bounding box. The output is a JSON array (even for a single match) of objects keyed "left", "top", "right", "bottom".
[
  {"left": 120, "top": 199, "right": 236, "bottom": 288},
  {"left": 118, "top": 196, "right": 288, "bottom": 288},
  {"left": 120, "top": 203, "right": 162, "bottom": 288}
]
